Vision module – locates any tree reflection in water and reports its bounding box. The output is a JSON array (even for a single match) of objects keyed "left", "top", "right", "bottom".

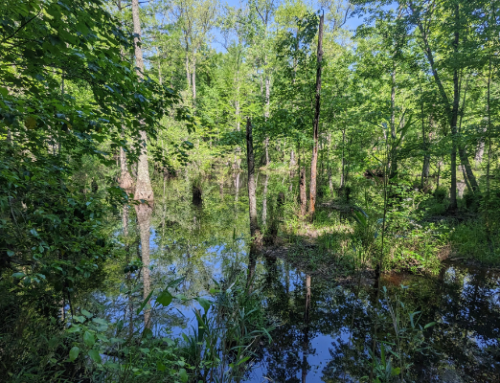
[{"left": 83, "top": 177, "right": 500, "bottom": 382}]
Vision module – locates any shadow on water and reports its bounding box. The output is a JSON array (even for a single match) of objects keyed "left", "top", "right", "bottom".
[{"left": 85, "top": 177, "right": 500, "bottom": 382}]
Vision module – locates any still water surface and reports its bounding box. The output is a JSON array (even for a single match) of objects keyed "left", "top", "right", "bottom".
[{"left": 85, "top": 178, "right": 500, "bottom": 382}]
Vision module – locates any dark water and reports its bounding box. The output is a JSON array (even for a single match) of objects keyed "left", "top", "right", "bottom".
[{"left": 83, "top": 177, "right": 500, "bottom": 382}]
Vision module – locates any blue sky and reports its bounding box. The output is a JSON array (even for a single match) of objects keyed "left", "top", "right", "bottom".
[{"left": 211, "top": 0, "right": 370, "bottom": 51}]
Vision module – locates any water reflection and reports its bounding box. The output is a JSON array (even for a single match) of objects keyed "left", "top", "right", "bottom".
[
  {"left": 136, "top": 202, "right": 153, "bottom": 329},
  {"left": 87, "top": 177, "right": 499, "bottom": 382}
]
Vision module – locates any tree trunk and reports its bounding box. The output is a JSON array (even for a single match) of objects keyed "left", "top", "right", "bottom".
[
  {"left": 185, "top": 53, "right": 191, "bottom": 90},
  {"left": 156, "top": 47, "right": 163, "bottom": 85},
  {"left": 262, "top": 173, "right": 269, "bottom": 226},
  {"left": 421, "top": 103, "right": 430, "bottom": 190},
  {"left": 289, "top": 149, "right": 296, "bottom": 192},
  {"left": 132, "top": 0, "right": 154, "bottom": 202},
  {"left": 308, "top": 13, "right": 324, "bottom": 216},
  {"left": 340, "top": 128, "right": 346, "bottom": 189},
  {"left": 475, "top": 126, "right": 487, "bottom": 168},
  {"left": 457, "top": 74, "right": 479, "bottom": 193},
  {"left": 486, "top": 58, "right": 492, "bottom": 195},
  {"left": 390, "top": 65, "right": 398, "bottom": 179},
  {"left": 235, "top": 99, "right": 240, "bottom": 131},
  {"left": 117, "top": 0, "right": 134, "bottom": 192},
  {"left": 299, "top": 167, "right": 307, "bottom": 217},
  {"left": 135, "top": 203, "right": 153, "bottom": 329},
  {"left": 246, "top": 119, "right": 261, "bottom": 244},
  {"left": 264, "top": 74, "right": 270, "bottom": 165},
  {"left": 119, "top": 146, "right": 134, "bottom": 190},
  {"left": 191, "top": 56, "right": 196, "bottom": 100}
]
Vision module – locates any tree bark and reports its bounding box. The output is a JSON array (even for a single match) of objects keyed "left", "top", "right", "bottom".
[
  {"left": 299, "top": 167, "right": 307, "bottom": 217},
  {"left": 117, "top": 0, "right": 134, "bottom": 192},
  {"left": 390, "top": 65, "right": 398, "bottom": 179},
  {"left": 119, "top": 146, "right": 134, "bottom": 190},
  {"left": 264, "top": 74, "right": 270, "bottom": 165},
  {"left": 308, "top": 13, "right": 324, "bottom": 216},
  {"left": 262, "top": 173, "right": 269, "bottom": 226},
  {"left": 191, "top": 55, "right": 196, "bottom": 100},
  {"left": 246, "top": 119, "right": 261, "bottom": 244},
  {"left": 289, "top": 149, "right": 296, "bottom": 192},
  {"left": 475, "top": 126, "right": 487, "bottom": 168},
  {"left": 185, "top": 53, "right": 191, "bottom": 90},
  {"left": 457, "top": 73, "right": 479, "bottom": 193},
  {"left": 421, "top": 102, "right": 430, "bottom": 190},
  {"left": 132, "top": 0, "right": 154, "bottom": 202},
  {"left": 486, "top": 58, "right": 492, "bottom": 195},
  {"left": 156, "top": 47, "right": 163, "bottom": 85}
]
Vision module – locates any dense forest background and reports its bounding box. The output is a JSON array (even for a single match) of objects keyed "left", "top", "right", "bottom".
[{"left": 1, "top": 0, "right": 499, "bottom": 382}]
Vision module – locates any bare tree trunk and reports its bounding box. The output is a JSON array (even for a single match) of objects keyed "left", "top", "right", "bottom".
[
  {"left": 486, "top": 58, "right": 492, "bottom": 195},
  {"left": 475, "top": 126, "right": 487, "bottom": 168},
  {"left": 235, "top": 99, "right": 240, "bottom": 132},
  {"left": 156, "top": 47, "right": 163, "bottom": 85},
  {"left": 447, "top": 5, "right": 461, "bottom": 210},
  {"left": 119, "top": 146, "right": 134, "bottom": 190},
  {"left": 457, "top": 73, "right": 479, "bottom": 193},
  {"left": 262, "top": 173, "right": 269, "bottom": 226},
  {"left": 289, "top": 149, "right": 296, "bottom": 192},
  {"left": 308, "top": 13, "right": 324, "bottom": 216},
  {"left": 132, "top": 0, "right": 154, "bottom": 202},
  {"left": 299, "top": 167, "right": 307, "bottom": 217},
  {"left": 340, "top": 128, "right": 346, "bottom": 189},
  {"left": 390, "top": 65, "right": 398, "bottom": 179},
  {"left": 135, "top": 130, "right": 154, "bottom": 201},
  {"left": 185, "top": 54, "right": 191, "bottom": 90},
  {"left": 135, "top": 203, "right": 153, "bottom": 329},
  {"left": 191, "top": 56, "right": 196, "bottom": 100},
  {"left": 264, "top": 65, "right": 270, "bottom": 165},
  {"left": 421, "top": 102, "right": 430, "bottom": 190},
  {"left": 246, "top": 119, "right": 261, "bottom": 244}
]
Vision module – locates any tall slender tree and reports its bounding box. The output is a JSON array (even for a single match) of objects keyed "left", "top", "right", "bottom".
[
  {"left": 309, "top": 12, "right": 324, "bottom": 215},
  {"left": 132, "top": 0, "right": 154, "bottom": 201}
]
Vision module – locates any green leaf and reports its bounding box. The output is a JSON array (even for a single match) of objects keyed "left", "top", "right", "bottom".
[
  {"left": 88, "top": 349, "right": 102, "bottom": 364},
  {"left": 83, "top": 331, "right": 95, "bottom": 347},
  {"left": 81, "top": 309, "right": 92, "bottom": 318},
  {"left": 195, "top": 297, "right": 211, "bottom": 313},
  {"left": 424, "top": 322, "right": 436, "bottom": 329},
  {"left": 12, "top": 272, "right": 25, "bottom": 279},
  {"left": 69, "top": 346, "right": 80, "bottom": 361},
  {"left": 179, "top": 368, "right": 188, "bottom": 382},
  {"left": 136, "top": 289, "right": 155, "bottom": 315},
  {"left": 167, "top": 277, "right": 185, "bottom": 288},
  {"left": 156, "top": 290, "right": 173, "bottom": 307},
  {"left": 73, "top": 316, "right": 86, "bottom": 323}
]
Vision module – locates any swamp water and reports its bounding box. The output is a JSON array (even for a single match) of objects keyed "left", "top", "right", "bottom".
[{"left": 81, "top": 178, "right": 500, "bottom": 382}]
